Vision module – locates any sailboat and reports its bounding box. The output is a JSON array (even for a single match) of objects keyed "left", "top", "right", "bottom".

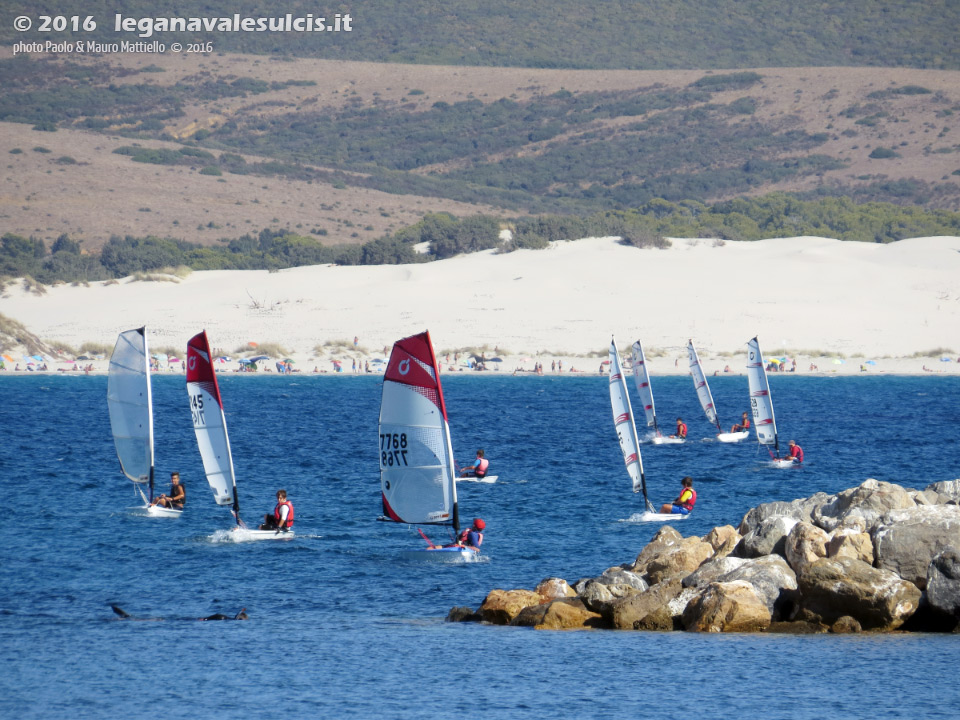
[
  {"left": 687, "top": 339, "right": 748, "bottom": 443},
  {"left": 631, "top": 340, "right": 681, "bottom": 444},
  {"left": 609, "top": 338, "right": 686, "bottom": 521},
  {"left": 186, "top": 330, "right": 294, "bottom": 539},
  {"left": 379, "top": 330, "right": 480, "bottom": 560},
  {"left": 107, "top": 327, "right": 180, "bottom": 517},
  {"left": 746, "top": 337, "right": 794, "bottom": 467}
]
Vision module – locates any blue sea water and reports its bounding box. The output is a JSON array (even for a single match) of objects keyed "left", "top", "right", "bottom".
[{"left": 2, "top": 373, "right": 959, "bottom": 719}]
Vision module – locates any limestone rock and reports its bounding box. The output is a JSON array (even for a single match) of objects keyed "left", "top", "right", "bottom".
[
  {"left": 784, "top": 521, "right": 830, "bottom": 575},
  {"left": 738, "top": 492, "right": 835, "bottom": 535},
  {"left": 926, "top": 546, "right": 960, "bottom": 618},
  {"left": 682, "top": 555, "right": 748, "bottom": 589},
  {"left": 873, "top": 505, "right": 960, "bottom": 589},
  {"left": 599, "top": 567, "right": 649, "bottom": 591},
  {"left": 736, "top": 515, "right": 797, "bottom": 558},
  {"left": 830, "top": 616, "right": 862, "bottom": 634},
  {"left": 716, "top": 554, "right": 799, "bottom": 620},
  {"left": 797, "top": 557, "right": 921, "bottom": 630},
  {"left": 826, "top": 531, "right": 874, "bottom": 564},
  {"left": 478, "top": 589, "right": 540, "bottom": 625},
  {"left": 704, "top": 525, "right": 741, "bottom": 557},
  {"left": 511, "top": 599, "right": 602, "bottom": 630},
  {"left": 926, "top": 480, "right": 960, "bottom": 503},
  {"left": 610, "top": 577, "right": 685, "bottom": 631},
  {"left": 535, "top": 577, "right": 576, "bottom": 602},
  {"left": 681, "top": 580, "right": 772, "bottom": 633},
  {"left": 641, "top": 537, "right": 715, "bottom": 585},
  {"left": 630, "top": 526, "right": 684, "bottom": 572},
  {"left": 814, "top": 479, "right": 916, "bottom": 533}
]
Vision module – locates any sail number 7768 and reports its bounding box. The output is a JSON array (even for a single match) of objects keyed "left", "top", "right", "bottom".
[{"left": 379, "top": 432, "right": 408, "bottom": 467}]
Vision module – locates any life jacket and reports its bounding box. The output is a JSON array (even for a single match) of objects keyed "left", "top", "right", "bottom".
[
  {"left": 789, "top": 445, "right": 804, "bottom": 463},
  {"left": 170, "top": 482, "right": 185, "bottom": 505},
  {"left": 476, "top": 458, "right": 490, "bottom": 476},
  {"left": 458, "top": 528, "right": 484, "bottom": 548},
  {"left": 743, "top": 419, "right": 751, "bottom": 429},
  {"left": 274, "top": 500, "right": 294, "bottom": 528},
  {"left": 679, "top": 487, "right": 697, "bottom": 511},
  {"left": 677, "top": 423, "right": 687, "bottom": 438}
]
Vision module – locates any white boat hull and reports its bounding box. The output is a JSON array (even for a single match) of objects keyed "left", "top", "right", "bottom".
[
  {"left": 652, "top": 436, "right": 684, "bottom": 445},
  {"left": 401, "top": 546, "right": 481, "bottom": 562},
  {"left": 636, "top": 511, "right": 690, "bottom": 522},
  {"left": 770, "top": 458, "right": 799, "bottom": 469},
  {"left": 716, "top": 431, "right": 749, "bottom": 443},
  {"left": 145, "top": 504, "right": 183, "bottom": 517},
  {"left": 231, "top": 527, "right": 295, "bottom": 541},
  {"left": 457, "top": 475, "right": 498, "bottom": 484}
]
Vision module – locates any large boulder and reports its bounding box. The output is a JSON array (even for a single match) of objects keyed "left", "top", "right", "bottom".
[
  {"left": 477, "top": 589, "right": 540, "bottom": 625},
  {"left": 826, "top": 531, "right": 874, "bottom": 565},
  {"left": 926, "top": 480, "right": 960, "bottom": 503},
  {"left": 629, "top": 526, "right": 685, "bottom": 572},
  {"left": 813, "top": 479, "right": 916, "bottom": 533},
  {"left": 610, "top": 577, "right": 686, "bottom": 631},
  {"left": 873, "top": 505, "right": 960, "bottom": 589},
  {"left": 703, "top": 525, "right": 741, "bottom": 558},
  {"left": 736, "top": 516, "right": 797, "bottom": 558},
  {"left": 577, "top": 578, "right": 646, "bottom": 614},
  {"left": 738, "top": 492, "right": 835, "bottom": 535},
  {"left": 511, "top": 599, "right": 603, "bottom": 630},
  {"left": 797, "top": 557, "right": 921, "bottom": 630},
  {"left": 926, "top": 546, "right": 960, "bottom": 619},
  {"left": 682, "top": 555, "right": 748, "bottom": 589},
  {"left": 638, "top": 537, "right": 715, "bottom": 585},
  {"left": 784, "top": 522, "right": 830, "bottom": 575},
  {"left": 535, "top": 577, "right": 576, "bottom": 602},
  {"left": 681, "top": 580, "right": 772, "bottom": 633},
  {"left": 716, "top": 555, "right": 799, "bottom": 621}
]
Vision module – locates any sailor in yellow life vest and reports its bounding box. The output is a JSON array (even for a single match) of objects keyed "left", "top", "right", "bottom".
[{"left": 660, "top": 476, "right": 696, "bottom": 515}]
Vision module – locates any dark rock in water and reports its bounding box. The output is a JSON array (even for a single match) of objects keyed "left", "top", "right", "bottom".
[
  {"left": 446, "top": 606, "right": 478, "bottom": 623},
  {"left": 797, "top": 557, "right": 921, "bottom": 631},
  {"left": 682, "top": 580, "right": 772, "bottom": 633},
  {"left": 767, "top": 620, "right": 827, "bottom": 634},
  {"left": 716, "top": 555, "right": 798, "bottom": 621},
  {"left": 873, "top": 505, "right": 960, "bottom": 590},
  {"left": 830, "top": 616, "right": 862, "bottom": 634},
  {"left": 926, "top": 546, "right": 960, "bottom": 618}
]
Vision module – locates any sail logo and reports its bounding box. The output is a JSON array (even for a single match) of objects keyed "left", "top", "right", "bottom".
[
  {"left": 188, "top": 356, "right": 197, "bottom": 371},
  {"left": 398, "top": 359, "right": 410, "bottom": 375}
]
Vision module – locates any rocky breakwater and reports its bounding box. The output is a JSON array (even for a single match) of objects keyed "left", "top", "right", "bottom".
[{"left": 448, "top": 479, "right": 960, "bottom": 633}]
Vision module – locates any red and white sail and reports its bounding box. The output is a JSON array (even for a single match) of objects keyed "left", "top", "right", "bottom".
[
  {"left": 630, "top": 340, "right": 658, "bottom": 432},
  {"left": 609, "top": 338, "right": 647, "bottom": 499},
  {"left": 186, "top": 331, "right": 236, "bottom": 506},
  {"left": 688, "top": 339, "right": 721, "bottom": 433},
  {"left": 379, "top": 331, "right": 459, "bottom": 528},
  {"left": 746, "top": 336, "right": 779, "bottom": 451}
]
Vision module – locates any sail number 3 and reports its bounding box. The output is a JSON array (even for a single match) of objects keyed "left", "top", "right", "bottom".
[{"left": 380, "top": 432, "right": 408, "bottom": 467}]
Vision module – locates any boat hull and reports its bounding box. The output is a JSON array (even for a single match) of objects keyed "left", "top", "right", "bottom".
[
  {"left": 636, "top": 511, "right": 690, "bottom": 522},
  {"left": 456, "top": 475, "right": 498, "bottom": 484},
  {"left": 401, "top": 546, "right": 480, "bottom": 562},
  {"left": 231, "top": 527, "right": 295, "bottom": 541},
  {"left": 770, "top": 458, "right": 799, "bottom": 469},
  {"left": 145, "top": 504, "right": 183, "bottom": 517},
  {"left": 716, "top": 431, "right": 749, "bottom": 443},
  {"left": 652, "top": 436, "right": 684, "bottom": 445}
]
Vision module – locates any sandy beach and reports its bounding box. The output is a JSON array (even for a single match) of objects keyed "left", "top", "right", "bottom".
[{"left": 2, "top": 235, "right": 959, "bottom": 376}]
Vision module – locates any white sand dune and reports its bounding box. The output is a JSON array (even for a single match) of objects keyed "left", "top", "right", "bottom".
[{"left": 2, "top": 235, "right": 959, "bottom": 375}]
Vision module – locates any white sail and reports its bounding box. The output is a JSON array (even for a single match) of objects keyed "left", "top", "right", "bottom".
[
  {"left": 688, "top": 340, "right": 721, "bottom": 432},
  {"left": 630, "top": 340, "right": 658, "bottom": 432},
  {"left": 379, "top": 331, "right": 459, "bottom": 528},
  {"left": 186, "top": 331, "right": 236, "bottom": 507},
  {"left": 107, "top": 327, "right": 154, "bottom": 487},
  {"left": 746, "top": 337, "right": 779, "bottom": 450},
  {"left": 609, "top": 339, "right": 646, "bottom": 496}
]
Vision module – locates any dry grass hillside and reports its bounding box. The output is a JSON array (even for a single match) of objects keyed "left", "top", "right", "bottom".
[{"left": 1, "top": 50, "right": 958, "bottom": 250}]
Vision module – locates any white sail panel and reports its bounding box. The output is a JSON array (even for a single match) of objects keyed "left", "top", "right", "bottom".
[
  {"left": 688, "top": 340, "right": 720, "bottom": 431},
  {"left": 379, "top": 331, "right": 458, "bottom": 527},
  {"left": 186, "top": 332, "right": 235, "bottom": 506},
  {"left": 630, "top": 340, "right": 657, "bottom": 429},
  {"left": 609, "top": 339, "right": 645, "bottom": 494},
  {"left": 746, "top": 337, "right": 778, "bottom": 447},
  {"left": 107, "top": 328, "right": 153, "bottom": 484}
]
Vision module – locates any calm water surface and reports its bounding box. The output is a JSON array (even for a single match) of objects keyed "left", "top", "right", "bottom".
[{"left": 2, "top": 374, "right": 959, "bottom": 719}]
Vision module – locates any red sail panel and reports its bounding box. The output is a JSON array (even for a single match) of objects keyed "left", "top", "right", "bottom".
[
  {"left": 186, "top": 331, "right": 222, "bottom": 408},
  {"left": 384, "top": 331, "right": 447, "bottom": 420}
]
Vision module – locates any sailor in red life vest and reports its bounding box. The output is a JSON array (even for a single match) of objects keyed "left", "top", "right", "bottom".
[
  {"left": 259, "top": 489, "right": 294, "bottom": 531},
  {"left": 456, "top": 518, "right": 485, "bottom": 552},
  {"left": 670, "top": 417, "right": 687, "bottom": 439},
  {"left": 660, "top": 477, "right": 696, "bottom": 515},
  {"left": 731, "top": 412, "right": 751, "bottom": 433},
  {"left": 459, "top": 449, "right": 490, "bottom": 479},
  {"left": 786, "top": 440, "right": 804, "bottom": 464}
]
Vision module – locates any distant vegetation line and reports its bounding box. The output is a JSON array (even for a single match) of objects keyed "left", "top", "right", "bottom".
[
  {"left": 3, "top": 1, "right": 958, "bottom": 70},
  {"left": 4, "top": 194, "right": 960, "bottom": 286}
]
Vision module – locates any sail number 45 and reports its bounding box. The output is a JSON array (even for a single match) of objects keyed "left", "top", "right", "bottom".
[
  {"left": 190, "top": 392, "right": 205, "bottom": 426},
  {"left": 380, "top": 432, "right": 408, "bottom": 467}
]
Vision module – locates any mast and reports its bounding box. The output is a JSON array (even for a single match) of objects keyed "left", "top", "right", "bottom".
[{"left": 141, "top": 326, "right": 155, "bottom": 502}]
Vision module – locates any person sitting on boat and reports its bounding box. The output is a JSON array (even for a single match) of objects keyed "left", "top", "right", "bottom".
[
  {"left": 459, "top": 449, "right": 490, "bottom": 479},
  {"left": 660, "top": 477, "right": 696, "bottom": 515},
  {"left": 669, "top": 418, "right": 687, "bottom": 439},
  {"left": 151, "top": 471, "right": 185, "bottom": 509},
  {"left": 259, "top": 489, "right": 294, "bottom": 531},
  {"left": 456, "top": 518, "right": 485, "bottom": 552},
  {"left": 731, "top": 412, "right": 751, "bottom": 433},
  {"left": 786, "top": 440, "right": 804, "bottom": 464}
]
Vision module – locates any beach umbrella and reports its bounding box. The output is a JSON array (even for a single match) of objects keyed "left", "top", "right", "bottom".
[
  {"left": 248, "top": 341, "right": 258, "bottom": 348},
  {"left": 488, "top": 357, "right": 503, "bottom": 363},
  {"left": 239, "top": 358, "right": 253, "bottom": 365},
  {"left": 1, "top": 354, "right": 13, "bottom": 363},
  {"left": 865, "top": 360, "right": 877, "bottom": 366},
  {"left": 283, "top": 358, "right": 295, "bottom": 364},
  {"left": 168, "top": 356, "right": 180, "bottom": 364},
  {"left": 250, "top": 355, "right": 270, "bottom": 362},
  {"left": 941, "top": 357, "right": 952, "bottom": 362}
]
